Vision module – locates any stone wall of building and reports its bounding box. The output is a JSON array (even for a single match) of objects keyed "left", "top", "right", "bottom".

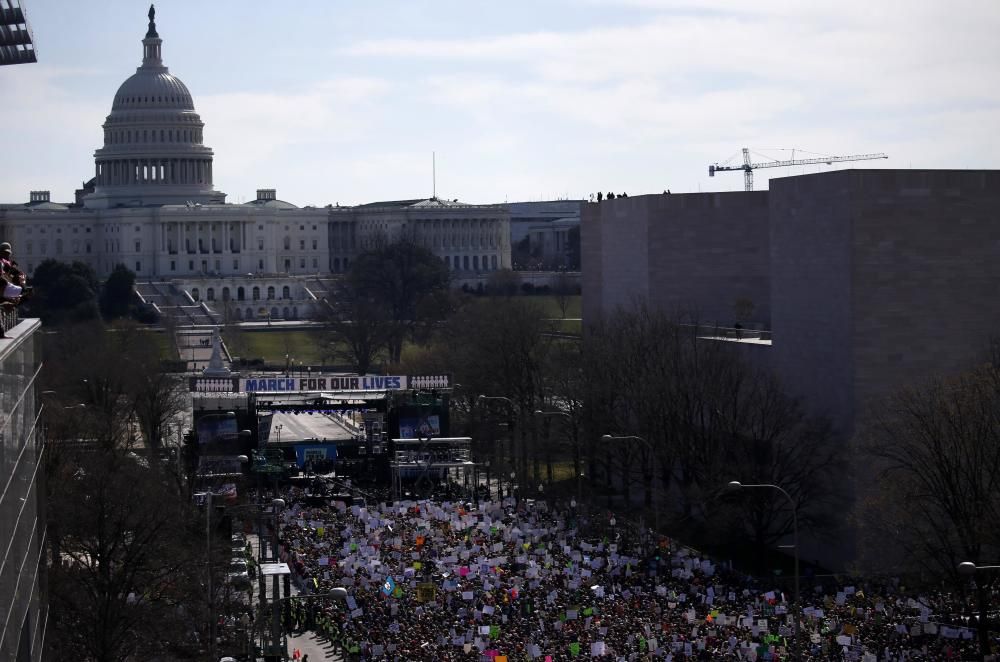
[
  {"left": 769, "top": 171, "right": 857, "bottom": 432},
  {"left": 647, "top": 191, "right": 770, "bottom": 326},
  {"left": 581, "top": 196, "right": 649, "bottom": 322},
  {"left": 770, "top": 169, "right": 1000, "bottom": 434},
  {"left": 582, "top": 192, "right": 770, "bottom": 327}
]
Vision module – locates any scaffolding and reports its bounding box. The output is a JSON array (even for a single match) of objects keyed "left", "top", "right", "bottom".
[{"left": 389, "top": 437, "right": 474, "bottom": 501}]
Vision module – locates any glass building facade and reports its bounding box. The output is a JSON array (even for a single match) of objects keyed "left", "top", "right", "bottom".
[{"left": 0, "top": 318, "right": 45, "bottom": 661}]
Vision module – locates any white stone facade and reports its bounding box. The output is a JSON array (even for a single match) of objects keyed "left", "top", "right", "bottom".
[
  {"left": 0, "top": 8, "right": 510, "bottom": 305},
  {"left": 331, "top": 199, "right": 510, "bottom": 274}
]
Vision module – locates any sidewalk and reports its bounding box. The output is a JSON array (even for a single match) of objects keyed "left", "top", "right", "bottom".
[
  {"left": 286, "top": 630, "right": 343, "bottom": 661},
  {"left": 249, "top": 529, "right": 345, "bottom": 662}
]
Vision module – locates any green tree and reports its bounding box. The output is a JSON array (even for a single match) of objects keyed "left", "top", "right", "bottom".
[
  {"left": 99, "top": 263, "right": 136, "bottom": 320},
  {"left": 25, "top": 259, "right": 100, "bottom": 324},
  {"left": 347, "top": 238, "right": 451, "bottom": 363}
]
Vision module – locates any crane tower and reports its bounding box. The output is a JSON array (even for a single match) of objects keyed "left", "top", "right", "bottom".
[{"left": 709, "top": 148, "right": 888, "bottom": 191}]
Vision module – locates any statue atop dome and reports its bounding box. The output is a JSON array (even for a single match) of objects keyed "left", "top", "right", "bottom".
[{"left": 146, "top": 4, "right": 158, "bottom": 39}]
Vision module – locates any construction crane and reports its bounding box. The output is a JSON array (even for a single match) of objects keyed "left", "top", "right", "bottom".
[{"left": 709, "top": 148, "right": 888, "bottom": 191}]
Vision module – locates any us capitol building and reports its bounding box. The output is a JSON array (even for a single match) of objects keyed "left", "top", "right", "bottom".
[{"left": 0, "top": 6, "right": 511, "bottom": 322}]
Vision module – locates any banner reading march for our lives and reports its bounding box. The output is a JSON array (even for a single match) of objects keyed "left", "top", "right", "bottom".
[{"left": 242, "top": 374, "right": 407, "bottom": 393}]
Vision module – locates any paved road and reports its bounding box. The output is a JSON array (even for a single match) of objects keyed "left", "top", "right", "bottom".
[{"left": 265, "top": 412, "right": 354, "bottom": 444}]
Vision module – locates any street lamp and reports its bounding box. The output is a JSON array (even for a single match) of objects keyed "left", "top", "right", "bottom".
[
  {"left": 728, "top": 481, "right": 800, "bottom": 658},
  {"left": 957, "top": 561, "right": 1000, "bottom": 659},
  {"left": 602, "top": 434, "right": 659, "bottom": 534}
]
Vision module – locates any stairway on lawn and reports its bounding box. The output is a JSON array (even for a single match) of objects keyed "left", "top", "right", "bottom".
[{"left": 135, "top": 280, "right": 220, "bottom": 327}]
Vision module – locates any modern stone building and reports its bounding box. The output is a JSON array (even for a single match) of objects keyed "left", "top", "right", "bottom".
[
  {"left": 0, "top": 7, "right": 510, "bottom": 322},
  {"left": 582, "top": 169, "right": 1000, "bottom": 435},
  {"left": 582, "top": 191, "right": 771, "bottom": 329},
  {"left": 769, "top": 169, "right": 1000, "bottom": 433}
]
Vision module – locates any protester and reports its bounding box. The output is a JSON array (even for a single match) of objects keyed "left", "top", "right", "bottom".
[
  {"left": 0, "top": 242, "right": 28, "bottom": 306},
  {"left": 272, "top": 486, "right": 993, "bottom": 661}
]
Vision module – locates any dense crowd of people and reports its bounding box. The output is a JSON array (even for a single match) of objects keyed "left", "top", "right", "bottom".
[{"left": 273, "top": 485, "right": 995, "bottom": 661}]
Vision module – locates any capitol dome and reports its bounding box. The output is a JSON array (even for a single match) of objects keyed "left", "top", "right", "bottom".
[
  {"left": 84, "top": 4, "right": 225, "bottom": 209},
  {"left": 111, "top": 71, "right": 194, "bottom": 111}
]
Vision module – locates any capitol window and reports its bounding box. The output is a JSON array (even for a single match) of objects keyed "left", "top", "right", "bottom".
[
  {"left": 252, "top": 287, "right": 260, "bottom": 301},
  {"left": 267, "top": 286, "right": 275, "bottom": 300}
]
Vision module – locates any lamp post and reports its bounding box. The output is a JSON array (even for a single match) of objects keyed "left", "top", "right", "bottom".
[
  {"left": 728, "top": 481, "right": 799, "bottom": 659},
  {"left": 601, "top": 434, "right": 658, "bottom": 535},
  {"left": 276, "top": 423, "right": 283, "bottom": 444},
  {"left": 958, "top": 561, "right": 1000, "bottom": 661}
]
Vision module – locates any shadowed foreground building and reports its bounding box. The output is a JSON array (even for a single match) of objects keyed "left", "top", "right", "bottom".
[
  {"left": 0, "top": 316, "right": 46, "bottom": 661},
  {"left": 582, "top": 169, "right": 1000, "bottom": 436}
]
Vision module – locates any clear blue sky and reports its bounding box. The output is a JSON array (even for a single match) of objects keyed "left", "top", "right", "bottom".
[{"left": 3, "top": 0, "right": 998, "bottom": 206}]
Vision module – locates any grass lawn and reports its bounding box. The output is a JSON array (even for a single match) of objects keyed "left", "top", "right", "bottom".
[
  {"left": 529, "top": 294, "right": 582, "bottom": 319},
  {"left": 226, "top": 329, "right": 327, "bottom": 365},
  {"left": 223, "top": 294, "right": 582, "bottom": 364},
  {"left": 152, "top": 331, "right": 177, "bottom": 360}
]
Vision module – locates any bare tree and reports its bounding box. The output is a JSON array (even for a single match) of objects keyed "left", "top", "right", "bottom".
[
  {"left": 46, "top": 443, "right": 207, "bottom": 661},
  {"left": 486, "top": 269, "right": 522, "bottom": 297},
  {"left": 431, "top": 298, "right": 555, "bottom": 482},
  {"left": 857, "top": 354, "right": 1000, "bottom": 657},
  {"left": 552, "top": 271, "right": 577, "bottom": 319},
  {"left": 577, "top": 306, "right": 845, "bottom": 548},
  {"left": 346, "top": 237, "right": 451, "bottom": 363},
  {"left": 313, "top": 295, "right": 391, "bottom": 373}
]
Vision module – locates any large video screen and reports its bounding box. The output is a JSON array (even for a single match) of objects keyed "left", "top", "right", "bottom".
[
  {"left": 196, "top": 416, "right": 238, "bottom": 444},
  {"left": 398, "top": 414, "right": 441, "bottom": 439}
]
